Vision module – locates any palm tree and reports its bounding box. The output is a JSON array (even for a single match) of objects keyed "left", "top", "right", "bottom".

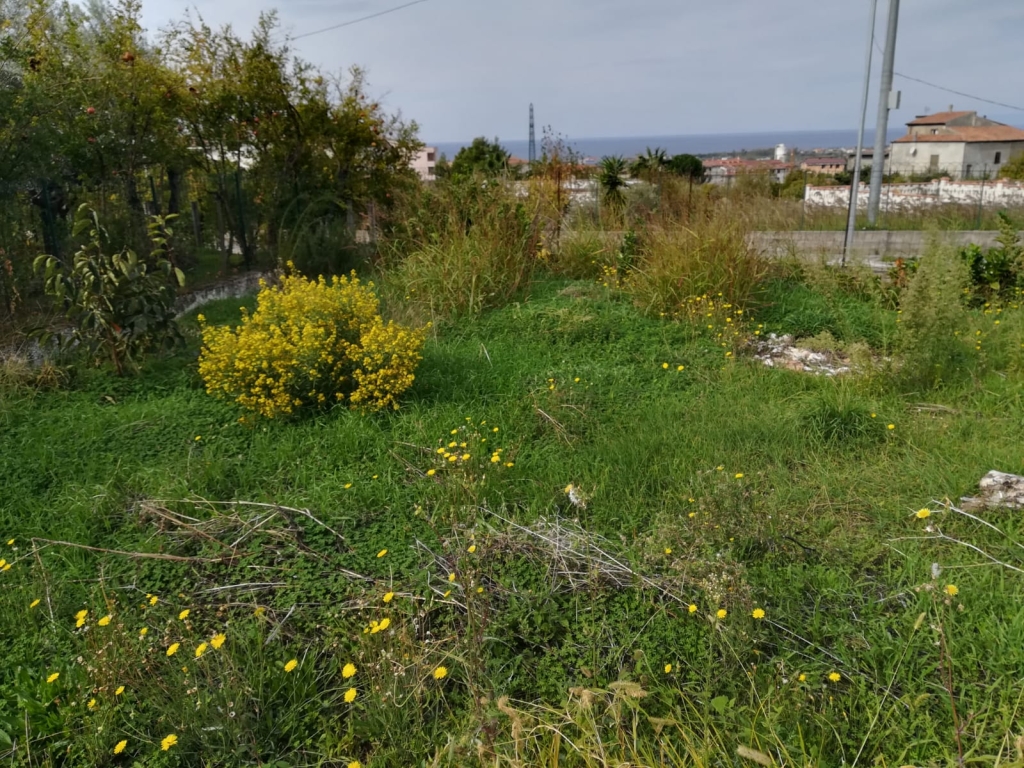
[
  {"left": 631, "top": 147, "right": 668, "bottom": 182},
  {"left": 599, "top": 155, "right": 628, "bottom": 205}
]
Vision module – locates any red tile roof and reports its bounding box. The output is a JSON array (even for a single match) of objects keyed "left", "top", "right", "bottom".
[
  {"left": 894, "top": 126, "right": 1024, "bottom": 144},
  {"left": 907, "top": 111, "right": 974, "bottom": 126},
  {"left": 802, "top": 157, "right": 845, "bottom": 166}
]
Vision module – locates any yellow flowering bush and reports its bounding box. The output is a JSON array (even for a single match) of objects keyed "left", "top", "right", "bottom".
[{"left": 199, "top": 270, "right": 427, "bottom": 418}]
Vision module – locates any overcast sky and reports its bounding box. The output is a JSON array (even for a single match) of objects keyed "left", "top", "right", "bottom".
[{"left": 139, "top": 0, "right": 1024, "bottom": 143}]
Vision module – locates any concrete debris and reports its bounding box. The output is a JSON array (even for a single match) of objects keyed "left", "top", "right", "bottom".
[
  {"left": 750, "top": 333, "right": 851, "bottom": 376},
  {"left": 961, "top": 471, "right": 1024, "bottom": 511}
]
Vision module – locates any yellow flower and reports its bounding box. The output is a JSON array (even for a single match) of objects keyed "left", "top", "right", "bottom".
[
  {"left": 254, "top": 606, "right": 266, "bottom": 617},
  {"left": 139, "top": 627, "right": 148, "bottom": 637},
  {"left": 343, "top": 662, "right": 357, "bottom": 678},
  {"left": 344, "top": 687, "right": 358, "bottom": 703},
  {"left": 916, "top": 509, "right": 931, "bottom": 519},
  {"left": 284, "top": 659, "right": 298, "bottom": 673},
  {"left": 194, "top": 435, "right": 202, "bottom": 441},
  {"left": 716, "top": 465, "right": 724, "bottom": 471},
  {"left": 195, "top": 642, "right": 209, "bottom": 659},
  {"left": 98, "top": 615, "right": 112, "bottom": 627},
  {"left": 677, "top": 365, "right": 684, "bottom": 371},
  {"left": 210, "top": 633, "right": 226, "bottom": 649},
  {"left": 30, "top": 599, "right": 41, "bottom": 609},
  {"left": 493, "top": 427, "right": 499, "bottom": 433},
  {"left": 662, "top": 362, "right": 669, "bottom": 369},
  {"left": 113, "top": 739, "right": 127, "bottom": 755},
  {"left": 505, "top": 462, "right": 514, "bottom": 468},
  {"left": 448, "top": 572, "right": 456, "bottom": 582},
  {"left": 160, "top": 734, "right": 178, "bottom": 751},
  {"left": 377, "top": 549, "right": 388, "bottom": 558},
  {"left": 149, "top": 595, "right": 158, "bottom": 606},
  {"left": 828, "top": 672, "right": 841, "bottom": 683},
  {"left": 378, "top": 617, "right": 391, "bottom": 631},
  {"left": 178, "top": 609, "right": 190, "bottom": 621},
  {"left": 87, "top": 698, "right": 97, "bottom": 709},
  {"left": 734, "top": 473, "right": 744, "bottom": 479},
  {"left": 798, "top": 673, "right": 806, "bottom": 682},
  {"left": 426, "top": 469, "right": 436, "bottom": 476},
  {"left": 383, "top": 591, "right": 394, "bottom": 603},
  {"left": 716, "top": 608, "right": 727, "bottom": 619},
  {"left": 688, "top": 604, "right": 697, "bottom": 614},
  {"left": 752, "top": 608, "right": 766, "bottom": 620},
  {"left": 468, "top": 545, "right": 477, "bottom": 554},
  {"left": 945, "top": 584, "right": 959, "bottom": 597},
  {"left": 476, "top": 587, "right": 484, "bottom": 594},
  {"left": 887, "top": 424, "right": 895, "bottom": 430},
  {"left": 115, "top": 685, "right": 125, "bottom": 695},
  {"left": 167, "top": 643, "right": 180, "bottom": 657},
  {"left": 664, "top": 547, "right": 672, "bottom": 555},
  {"left": 344, "top": 483, "right": 353, "bottom": 489},
  {"left": 664, "top": 663, "right": 673, "bottom": 673},
  {"left": 46, "top": 672, "right": 59, "bottom": 683},
  {"left": 348, "top": 762, "right": 362, "bottom": 768},
  {"left": 6, "top": 539, "right": 12, "bottom": 545},
  {"left": 75, "top": 609, "right": 88, "bottom": 622},
  {"left": 433, "top": 666, "right": 448, "bottom": 680}
]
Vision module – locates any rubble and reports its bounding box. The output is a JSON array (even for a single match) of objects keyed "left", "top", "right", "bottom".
[
  {"left": 750, "top": 333, "right": 852, "bottom": 376},
  {"left": 961, "top": 471, "right": 1024, "bottom": 511}
]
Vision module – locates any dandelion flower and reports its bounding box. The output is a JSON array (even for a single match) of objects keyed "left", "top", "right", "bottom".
[
  {"left": 344, "top": 483, "right": 353, "bottom": 489},
  {"left": 254, "top": 606, "right": 266, "bottom": 617},
  {"left": 734, "top": 473, "right": 744, "bottom": 479},
  {"left": 426, "top": 469, "right": 436, "bottom": 476},
  {"left": 664, "top": 547, "right": 672, "bottom": 555},
  {"left": 149, "top": 595, "right": 158, "bottom": 606},
  {"left": 505, "top": 462, "right": 514, "bottom": 468},
  {"left": 115, "top": 685, "right": 125, "bottom": 695},
  {"left": 443, "top": 590, "right": 451, "bottom": 598},
  {"left": 448, "top": 572, "right": 456, "bottom": 582},
  {"left": 344, "top": 687, "right": 358, "bottom": 703},
  {"left": 490, "top": 455, "right": 500, "bottom": 463},
  {"left": 87, "top": 698, "right": 97, "bottom": 709},
  {"left": 476, "top": 587, "right": 484, "bottom": 594},
  {"left": 716, "top": 608, "right": 727, "bottom": 619},
  {"left": 383, "top": 592, "right": 394, "bottom": 603},
  {"left": 98, "top": 615, "right": 112, "bottom": 627},
  {"left": 160, "top": 734, "right": 178, "bottom": 751},
  {"left": 343, "top": 663, "right": 357, "bottom": 678},
  {"left": 167, "top": 643, "right": 180, "bottom": 657},
  {"left": 348, "top": 762, "right": 362, "bottom": 768},
  {"left": 178, "top": 609, "right": 190, "bottom": 621},
  {"left": 798, "top": 673, "right": 806, "bottom": 682},
  {"left": 30, "top": 599, "right": 41, "bottom": 609},
  {"left": 468, "top": 545, "right": 477, "bottom": 554},
  {"left": 664, "top": 663, "right": 673, "bottom": 674},
  {"left": 46, "top": 672, "right": 59, "bottom": 683},
  {"left": 716, "top": 465, "right": 724, "bottom": 471},
  {"left": 461, "top": 453, "right": 470, "bottom": 461},
  {"left": 662, "top": 362, "right": 669, "bottom": 369},
  {"left": 887, "top": 424, "right": 895, "bottom": 430},
  {"left": 75, "top": 609, "right": 88, "bottom": 622},
  {"left": 752, "top": 608, "right": 766, "bottom": 620},
  {"left": 284, "top": 659, "right": 298, "bottom": 673},
  {"left": 688, "top": 604, "right": 697, "bottom": 614},
  {"left": 210, "top": 633, "right": 226, "bottom": 649},
  {"left": 916, "top": 509, "right": 931, "bottom": 519},
  {"left": 377, "top": 549, "right": 388, "bottom": 558},
  {"left": 139, "top": 627, "right": 148, "bottom": 637},
  {"left": 113, "top": 739, "right": 127, "bottom": 755},
  {"left": 195, "top": 642, "right": 208, "bottom": 659},
  {"left": 433, "top": 666, "right": 448, "bottom": 680},
  {"left": 6, "top": 539, "right": 12, "bottom": 546},
  {"left": 377, "top": 617, "right": 391, "bottom": 631},
  {"left": 945, "top": 584, "right": 959, "bottom": 597},
  {"left": 677, "top": 365, "right": 684, "bottom": 371}
]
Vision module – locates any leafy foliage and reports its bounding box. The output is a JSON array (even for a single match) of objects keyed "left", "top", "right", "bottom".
[
  {"left": 33, "top": 204, "right": 184, "bottom": 375},
  {"left": 198, "top": 269, "right": 426, "bottom": 418},
  {"left": 666, "top": 153, "right": 704, "bottom": 180},
  {"left": 449, "top": 137, "right": 511, "bottom": 178},
  {"left": 598, "top": 155, "right": 628, "bottom": 205},
  {"left": 960, "top": 212, "right": 1023, "bottom": 303}
]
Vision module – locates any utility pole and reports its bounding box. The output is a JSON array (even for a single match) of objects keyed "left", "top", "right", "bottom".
[
  {"left": 528, "top": 104, "right": 536, "bottom": 164},
  {"left": 844, "top": 0, "right": 880, "bottom": 267},
  {"left": 867, "top": 0, "right": 900, "bottom": 225}
]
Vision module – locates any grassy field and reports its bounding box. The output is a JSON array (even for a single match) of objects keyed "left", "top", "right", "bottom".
[{"left": 2, "top": 266, "right": 1024, "bottom": 766}]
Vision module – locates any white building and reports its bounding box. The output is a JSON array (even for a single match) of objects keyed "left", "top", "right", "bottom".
[
  {"left": 411, "top": 147, "right": 437, "bottom": 181},
  {"left": 890, "top": 110, "right": 1024, "bottom": 179}
]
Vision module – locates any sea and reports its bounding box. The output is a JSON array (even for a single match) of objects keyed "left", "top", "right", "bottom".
[{"left": 433, "top": 128, "right": 910, "bottom": 163}]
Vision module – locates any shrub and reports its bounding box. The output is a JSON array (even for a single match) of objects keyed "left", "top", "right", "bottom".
[
  {"left": 33, "top": 205, "right": 185, "bottom": 375},
  {"left": 959, "top": 212, "right": 1022, "bottom": 304},
  {"left": 621, "top": 213, "right": 767, "bottom": 315},
  {"left": 198, "top": 270, "right": 426, "bottom": 418}
]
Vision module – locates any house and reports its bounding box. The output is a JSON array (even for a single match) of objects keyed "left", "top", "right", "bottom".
[
  {"left": 800, "top": 157, "right": 846, "bottom": 175},
  {"left": 889, "top": 110, "right": 1024, "bottom": 178},
  {"left": 703, "top": 158, "right": 793, "bottom": 185},
  {"left": 411, "top": 147, "right": 437, "bottom": 181},
  {"left": 846, "top": 147, "right": 889, "bottom": 172}
]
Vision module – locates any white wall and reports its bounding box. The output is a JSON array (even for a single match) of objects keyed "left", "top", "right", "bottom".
[
  {"left": 805, "top": 178, "right": 1024, "bottom": 210},
  {"left": 963, "top": 142, "right": 1024, "bottom": 177},
  {"left": 889, "top": 141, "right": 965, "bottom": 176},
  {"left": 411, "top": 148, "right": 437, "bottom": 181}
]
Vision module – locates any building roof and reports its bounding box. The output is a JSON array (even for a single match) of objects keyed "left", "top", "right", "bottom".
[
  {"left": 907, "top": 111, "right": 974, "bottom": 126},
  {"left": 802, "top": 157, "right": 845, "bottom": 166},
  {"left": 894, "top": 125, "right": 1024, "bottom": 144}
]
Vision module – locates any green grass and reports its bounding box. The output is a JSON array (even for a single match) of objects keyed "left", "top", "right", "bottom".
[{"left": 2, "top": 276, "right": 1024, "bottom": 766}]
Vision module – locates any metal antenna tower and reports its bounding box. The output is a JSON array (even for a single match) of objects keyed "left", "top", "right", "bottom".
[{"left": 528, "top": 103, "right": 536, "bottom": 163}]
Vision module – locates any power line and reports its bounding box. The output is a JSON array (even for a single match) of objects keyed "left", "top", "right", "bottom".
[
  {"left": 292, "top": 0, "right": 431, "bottom": 41},
  {"left": 892, "top": 71, "right": 1024, "bottom": 113}
]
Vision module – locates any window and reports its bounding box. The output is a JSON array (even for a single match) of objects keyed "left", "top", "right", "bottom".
[
  {"left": 427, "top": 152, "right": 436, "bottom": 162},
  {"left": 965, "top": 164, "right": 972, "bottom": 178},
  {"left": 929, "top": 155, "right": 940, "bottom": 172},
  {"left": 995, "top": 151, "right": 1002, "bottom": 164},
  {"left": 931, "top": 128, "right": 939, "bottom": 135}
]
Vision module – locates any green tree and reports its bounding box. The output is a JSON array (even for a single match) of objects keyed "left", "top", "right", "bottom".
[
  {"left": 999, "top": 152, "right": 1024, "bottom": 181},
  {"left": 450, "top": 137, "right": 510, "bottom": 178},
  {"left": 630, "top": 146, "right": 668, "bottom": 181},
  {"left": 667, "top": 153, "right": 704, "bottom": 180},
  {"left": 598, "top": 156, "right": 628, "bottom": 205}
]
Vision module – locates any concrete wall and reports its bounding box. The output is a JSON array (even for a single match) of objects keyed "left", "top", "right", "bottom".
[
  {"left": 750, "top": 230, "right": 1021, "bottom": 261},
  {"left": 805, "top": 177, "right": 1024, "bottom": 210},
  {"left": 963, "top": 142, "right": 1024, "bottom": 176},
  {"left": 411, "top": 148, "right": 437, "bottom": 181},
  {"left": 890, "top": 141, "right": 965, "bottom": 175}
]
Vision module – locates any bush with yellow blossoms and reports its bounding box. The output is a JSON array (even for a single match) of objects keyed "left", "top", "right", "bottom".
[{"left": 198, "top": 270, "right": 427, "bottom": 418}]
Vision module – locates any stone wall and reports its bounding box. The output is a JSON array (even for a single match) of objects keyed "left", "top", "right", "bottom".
[{"left": 805, "top": 178, "right": 1024, "bottom": 210}]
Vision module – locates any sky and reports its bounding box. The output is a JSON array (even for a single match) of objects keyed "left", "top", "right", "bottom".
[{"left": 138, "top": 0, "right": 1024, "bottom": 143}]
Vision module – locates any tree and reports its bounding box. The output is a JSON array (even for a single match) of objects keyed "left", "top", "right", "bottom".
[
  {"left": 667, "top": 154, "right": 704, "bottom": 180},
  {"left": 999, "top": 152, "right": 1024, "bottom": 181},
  {"left": 630, "top": 146, "right": 668, "bottom": 182},
  {"left": 598, "top": 156, "right": 628, "bottom": 205},
  {"left": 449, "top": 137, "right": 510, "bottom": 178}
]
